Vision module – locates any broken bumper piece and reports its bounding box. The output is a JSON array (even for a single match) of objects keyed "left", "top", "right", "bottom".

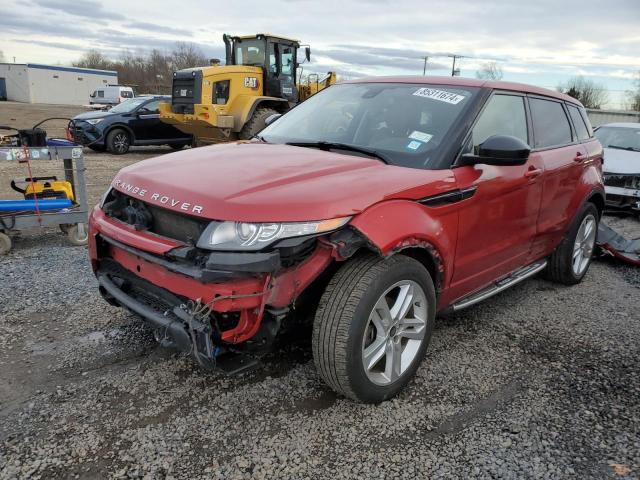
[{"left": 596, "top": 222, "right": 640, "bottom": 267}]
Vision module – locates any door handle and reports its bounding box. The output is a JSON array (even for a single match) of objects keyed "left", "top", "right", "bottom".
[
  {"left": 573, "top": 151, "right": 585, "bottom": 162},
  {"left": 524, "top": 167, "right": 543, "bottom": 179}
]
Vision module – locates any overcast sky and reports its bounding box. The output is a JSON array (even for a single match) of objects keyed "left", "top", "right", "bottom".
[{"left": 1, "top": 0, "right": 639, "bottom": 107}]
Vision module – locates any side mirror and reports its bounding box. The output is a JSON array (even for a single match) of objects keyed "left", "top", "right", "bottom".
[
  {"left": 264, "top": 113, "right": 282, "bottom": 127},
  {"left": 305, "top": 47, "right": 311, "bottom": 62},
  {"left": 90, "top": 91, "right": 96, "bottom": 98},
  {"left": 461, "top": 135, "right": 530, "bottom": 167}
]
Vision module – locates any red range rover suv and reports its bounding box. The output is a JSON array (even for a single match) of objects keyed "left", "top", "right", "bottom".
[{"left": 89, "top": 77, "right": 604, "bottom": 403}]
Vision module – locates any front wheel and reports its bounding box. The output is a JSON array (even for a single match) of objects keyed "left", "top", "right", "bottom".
[
  {"left": 546, "top": 202, "right": 599, "bottom": 284},
  {"left": 312, "top": 254, "right": 436, "bottom": 403},
  {"left": 238, "top": 107, "right": 278, "bottom": 140},
  {"left": 106, "top": 129, "right": 130, "bottom": 155}
]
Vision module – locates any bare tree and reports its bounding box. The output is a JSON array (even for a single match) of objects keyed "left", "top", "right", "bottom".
[
  {"left": 71, "top": 43, "right": 209, "bottom": 94},
  {"left": 170, "top": 43, "right": 209, "bottom": 71},
  {"left": 558, "top": 76, "right": 608, "bottom": 109},
  {"left": 475, "top": 61, "right": 503, "bottom": 80},
  {"left": 627, "top": 71, "right": 640, "bottom": 111},
  {"left": 73, "top": 50, "right": 113, "bottom": 70}
]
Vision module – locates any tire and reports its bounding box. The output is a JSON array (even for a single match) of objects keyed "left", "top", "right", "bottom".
[
  {"left": 106, "top": 129, "right": 130, "bottom": 155},
  {"left": 67, "top": 223, "right": 88, "bottom": 246},
  {"left": 238, "top": 107, "right": 278, "bottom": 140},
  {"left": 312, "top": 253, "right": 436, "bottom": 403},
  {"left": 0, "top": 232, "right": 12, "bottom": 255},
  {"left": 546, "top": 202, "right": 599, "bottom": 285},
  {"left": 168, "top": 142, "right": 189, "bottom": 151}
]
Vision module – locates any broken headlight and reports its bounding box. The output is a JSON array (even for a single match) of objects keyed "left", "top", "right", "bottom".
[{"left": 196, "top": 217, "right": 350, "bottom": 251}]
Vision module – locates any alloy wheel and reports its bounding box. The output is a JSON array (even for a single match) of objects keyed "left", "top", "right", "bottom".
[
  {"left": 113, "top": 132, "right": 129, "bottom": 153},
  {"left": 362, "top": 280, "right": 428, "bottom": 386},
  {"left": 572, "top": 213, "right": 597, "bottom": 276}
]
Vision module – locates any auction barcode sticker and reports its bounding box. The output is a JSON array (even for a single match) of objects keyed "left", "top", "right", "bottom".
[{"left": 413, "top": 88, "right": 466, "bottom": 104}]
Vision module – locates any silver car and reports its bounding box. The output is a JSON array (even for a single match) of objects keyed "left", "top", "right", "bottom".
[{"left": 595, "top": 122, "right": 640, "bottom": 214}]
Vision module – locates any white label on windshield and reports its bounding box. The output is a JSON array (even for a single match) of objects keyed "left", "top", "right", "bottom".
[
  {"left": 413, "top": 88, "right": 465, "bottom": 104},
  {"left": 409, "top": 131, "right": 433, "bottom": 143}
]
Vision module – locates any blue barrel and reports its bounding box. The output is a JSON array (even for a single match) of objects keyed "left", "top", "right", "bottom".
[{"left": 0, "top": 199, "right": 73, "bottom": 212}]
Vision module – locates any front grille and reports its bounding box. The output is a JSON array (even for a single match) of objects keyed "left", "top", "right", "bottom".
[
  {"left": 604, "top": 173, "right": 640, "bottom": 190},
  {"left": 103, "top": 189, "right": 207, "bottom": 244},
  {"left": 171, "top": 70, "right": 203, "bottom": 114}
]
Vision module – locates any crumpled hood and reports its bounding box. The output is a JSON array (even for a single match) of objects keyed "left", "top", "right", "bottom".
[
  {"left": 112, "top": 142, "right": 456, "bottom": 222},
  {"left": 603, "top": 147, "right": 640, "bottom": 175}
]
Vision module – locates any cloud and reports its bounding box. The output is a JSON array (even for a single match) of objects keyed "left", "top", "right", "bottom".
[
  {"left": 33, "top": 0, "right": 125, "bottom": 20},
  {"left": 0, "top": 0, "right": 638, "bottom": 104},
  {"left": 125, "top": 21, "right": 192, "bottom": 37},
  {"left": 316, "top": 46, "right": 451, "bottom": 73}
]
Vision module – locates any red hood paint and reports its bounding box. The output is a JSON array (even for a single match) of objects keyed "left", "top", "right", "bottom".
[{"left": 112, "top": 142, "right": 457, "bottom": 222}]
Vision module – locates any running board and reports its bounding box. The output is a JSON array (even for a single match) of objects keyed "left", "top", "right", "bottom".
[{"left": 451, "top": 260, "right": 547, "bottom": 311}]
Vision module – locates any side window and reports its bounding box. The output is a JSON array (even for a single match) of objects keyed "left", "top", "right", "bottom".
[
  {"left": 280, "top": 46, "right": 294, "bottom": 77},
  {"left": 471, "top": 94, "right": 528, "bottom": 151},
  {"left": 529, "top": 98, "right": 572, "bottom": 148},
  {"left": 268, "top": 43, "right": 277, "bottom": 74},
  {"left": 97, "top": 90, "right": 104, "bottom": 98},
  {"left": 567, "top": 104, "right": 589, "bottom": 141},
  {"left": 578, "top": 106, "right": 594, "bottom": 137},
  {"left": 142, "top": 101, "right": 160, "bottom": 113}
]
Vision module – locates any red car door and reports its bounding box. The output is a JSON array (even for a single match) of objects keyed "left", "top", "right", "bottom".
[
  {"left": 446, "top": 93, "right": 544, "bottom": 303},
  {"left": 526, "top": 97, "right": 587, "bottom": 259}
]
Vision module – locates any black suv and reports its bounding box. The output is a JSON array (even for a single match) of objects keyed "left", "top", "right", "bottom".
[{"left": 73, "top": 96, "right": 193, "bottom": 155}]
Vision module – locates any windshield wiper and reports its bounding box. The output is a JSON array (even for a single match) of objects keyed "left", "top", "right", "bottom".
[
  {"left": 286, "top": 141, "right": 390, "bottom": 164},
  {"left": 607, "top": 145, "right": 640, "bottom": 152}
]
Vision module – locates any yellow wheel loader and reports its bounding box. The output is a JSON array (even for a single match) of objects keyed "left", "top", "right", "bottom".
[{"left": 159, "top": 33, "right": 336, "bottom": 145}]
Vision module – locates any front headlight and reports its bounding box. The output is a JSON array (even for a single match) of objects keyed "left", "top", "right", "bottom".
[
  {"left": 85, "top": 119, "right": 104, "bottom": 125},
  {"left": 196, "top": 217, "right": 351, "bottom": 251},
  {"left": 99, "top": 187, "right": 112, "bottom": 207}
]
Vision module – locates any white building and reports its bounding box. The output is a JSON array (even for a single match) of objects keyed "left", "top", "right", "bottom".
[{"left": 0, "top": 63, "right": 118, "bottom": 105}]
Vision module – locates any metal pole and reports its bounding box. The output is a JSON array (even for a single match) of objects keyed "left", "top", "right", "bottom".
[
  {"left": 451, "top": 56, "right": 457, "bottom": 76},
  {"left": 422, "top": 56, "right": 429, "bottom": 75}
]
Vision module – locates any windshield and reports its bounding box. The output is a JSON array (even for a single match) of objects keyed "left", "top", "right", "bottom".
[
  {"left": 595, "top": 126, "right": 640, "bottom": 152},
  {"left": 234, "top": 39, "right": 265, "bottom": 66},
  {"left": 109, "top": 98, "right": 147, "bottom": 114},
  {"left": 260, "top": 83, "right": 478, "bottom": 169}
]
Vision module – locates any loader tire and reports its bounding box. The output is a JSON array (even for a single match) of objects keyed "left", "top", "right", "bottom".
[{"left": 239, "top": 108, "right": 278, "bottom": 140}]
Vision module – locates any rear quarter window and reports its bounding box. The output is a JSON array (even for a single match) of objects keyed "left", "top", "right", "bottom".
[
  {"left": 529, "top": 97, "right": 573, "bottom": 148},
  {"left": 567, "top": 104, "right": 590, "bottom": 141}
]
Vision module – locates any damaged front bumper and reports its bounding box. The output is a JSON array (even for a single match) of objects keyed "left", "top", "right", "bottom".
[
  {"left": 88, "top": 207, "right": 343, "bottom": 370},
  {"left": 604, "top": 173, "right": 640, "bottom": 211}
]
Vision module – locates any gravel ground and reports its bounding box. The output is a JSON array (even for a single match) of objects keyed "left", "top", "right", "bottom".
[{"left": 1, "top": 103, "right": 639, "bottom": 479}]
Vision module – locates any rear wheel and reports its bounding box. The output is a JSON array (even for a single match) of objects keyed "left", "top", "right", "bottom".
[
  {"left": 546, "top": 202, "right": 599, "bottom": 284},
  {"left": 168, "top": 142, "right": 189, "bottom": 151},
  {"left": 0, "top": 232, "right": 11, "bottom": 255},
  {"left": 312, "top": 254, "right": 436, "bottom": 403},
  {"left": 106, "top": 129, "right": 130, "bottom": 155},
  {"left": 239, "top": 107, "right": 278, "bottom": 140}
]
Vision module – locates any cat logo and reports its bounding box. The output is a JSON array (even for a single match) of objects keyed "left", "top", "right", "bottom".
[{"left": 244, "top": 77, "right": 259, "bottom": 89}]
